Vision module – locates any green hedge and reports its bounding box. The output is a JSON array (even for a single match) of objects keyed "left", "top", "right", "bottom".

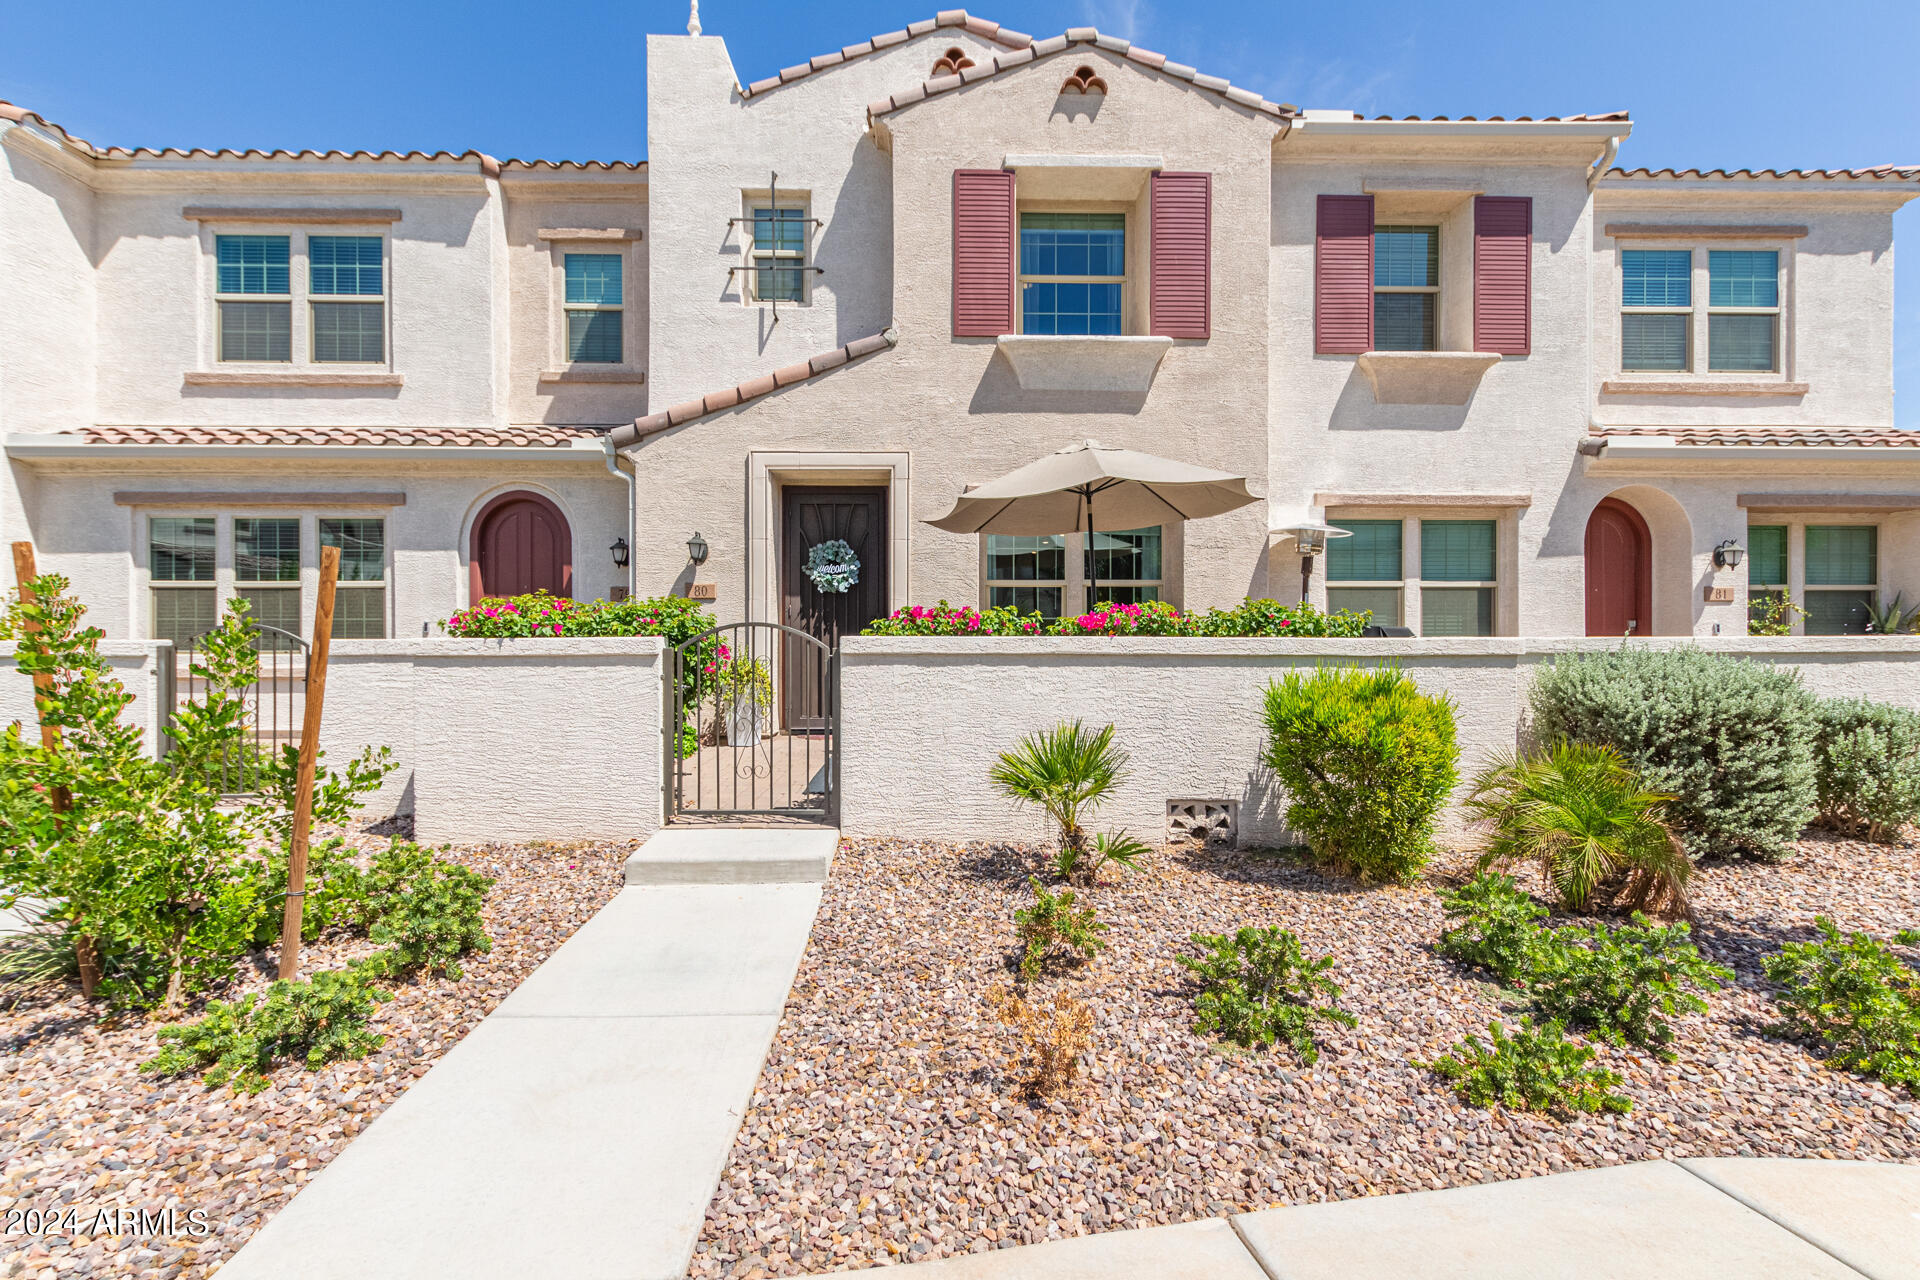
[
  {"left": 862, "top": 598, "right": 1372, "bottom": 637},
  {"left": 1812, "top": 697, "right": 1920, "bottom": 842}
]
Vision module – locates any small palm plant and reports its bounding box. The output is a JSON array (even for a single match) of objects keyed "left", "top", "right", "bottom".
[
  {"left": 1463, "top": 742, "right": 1691, "bottom": 917},
  {"left": 989, "top": 721, "right": 1128, "bottom": 882}
]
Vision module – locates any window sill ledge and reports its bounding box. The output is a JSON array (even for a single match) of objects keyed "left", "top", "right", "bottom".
[
  {"left": 183, "top": 371, "right": 404, "bottom": 388},
  {"left": 1600, "top": 378, "right": 1809, "bottom": 398},
  {"left": 996, "top": 335, "right": 1173, "bottom": 393},
  {"left": 537, "top": 368, "right": 647, "bottom": 385},
  {"left": 1355, "top": 351, "right": 1502, "bottom": 405}
]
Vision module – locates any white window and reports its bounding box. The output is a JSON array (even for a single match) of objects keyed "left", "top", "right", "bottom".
[
  {"left": 1325, "top": 516, "right": 1500, "bottom": 636},
  {"left": 144, "top": 513, "right": 388, "bottom": 644},
  {"left": 213, "top": 232, "right": 388, "bottom": 366},
  {"left": 984, "top": 526, "right": 1165, "bottom": 619},
  {"left": 1019, "top": 213, "right": 1126, "bottom": 335},
  {"left": 234, "top": 518, "right": 303, "bottom": 642},
  {"left": 320, "top": 519, "right": 388, "bottom": 639},
  {"left": 1620, "top": 249, "right": 1691, "bottom": 372},
  {"left": 1372, "top": 225, "right": 1439, "bottom": 352},
  {"left": 1708, "top": 250, "right": 1779, "bottom": 372},
  {"left": 150, "top": 516, "right": 219, "bottom": 646},
  {"left": 747, "top": 201, "right": 811, "bottom": 303},
  {"left": 563, "top": 253, "right": 624, "bottom": 363},
  {"left": 1617, "top": 244, "right": 1786, "bottom": 376}
]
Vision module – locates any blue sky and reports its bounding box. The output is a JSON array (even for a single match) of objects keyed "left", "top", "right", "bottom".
[{"left": 5, "top": 0, "right": 1918, "bottom": 422}]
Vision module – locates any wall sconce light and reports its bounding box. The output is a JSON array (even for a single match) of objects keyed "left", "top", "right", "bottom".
[
  {"left": 1713, "top": 539, "right": 1746, "bottom": 570},
  {"left": 686, "top": 531, "right": 709, "bottom": 566},
  {"left": 1280, "top": 520, "right": 1353, "bottom": 602},
  {"left": 609, "top": 537, "right": 630, "bottom": 569}
]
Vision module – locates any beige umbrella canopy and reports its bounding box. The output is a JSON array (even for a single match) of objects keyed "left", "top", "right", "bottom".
[{"left": 926, "top": 439, "right": 1260, "bottom": 603}]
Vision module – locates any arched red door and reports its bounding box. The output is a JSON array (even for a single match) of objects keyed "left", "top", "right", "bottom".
[
  {"left": 471, "top": 491, "right": 572, "bottom": 600},
  {"left": 1584, "top": 497, "right": 1652, "bottom": 637}
]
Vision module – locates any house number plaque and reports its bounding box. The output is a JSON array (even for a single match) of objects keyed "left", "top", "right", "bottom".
[
  {"left": 688, "top": 583, "right": 718, "bottom": 600},
  {"left": 1703, "top": 585, "right": 1734, "bottom": 603}
]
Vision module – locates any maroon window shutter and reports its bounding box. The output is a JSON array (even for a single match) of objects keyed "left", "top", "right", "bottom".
[
  {"left": 1473, "top": 196, "right": 1532, "bottom": 355},
  {"left": 952, "top": 169, "right": 1016, "bottom": 337},
  {"left": 1315, "top": 194, "right": 1374, "bottom": 354},
  {"left": 1150, "top": 171, "right": 1211, "bottom": 339}
]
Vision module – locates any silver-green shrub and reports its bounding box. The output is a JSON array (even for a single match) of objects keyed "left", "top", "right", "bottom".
[
  {"left": 1528, "top": 648, "right": 1816, "bottom": 860},
  {"left": 1812, "top": 697, "right": 1920, "bottom": 843}
]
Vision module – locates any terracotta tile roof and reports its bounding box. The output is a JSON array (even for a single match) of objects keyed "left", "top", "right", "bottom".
[
  {"left": 608, "top": 330, "right": 898, "bottom": 448},
  {"left": 0, "top": 100, "right": 643, "bottom": 174},
  {"left": 79, "top": 425, "right": 610, "bottom": 448},
  {"left": 1605, "top": 165, "right": 1920, "bottom": 182},
  {"left": 739, "top": 10, "right": 1035, "bottom": 97},
  {"left": 1348, "top": 111, "right": 1631, "bottom": 123},
  {"left": 865, "top": 26, "right": 1298, "bottom": 121},
  {"left": 1591, "top": 426, "right": 1920, "bottom": 448}
]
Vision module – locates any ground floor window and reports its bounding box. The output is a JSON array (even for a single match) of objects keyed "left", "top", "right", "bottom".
[
  {"left": 1804, "top": 524, "right": 1876, "bottom": 635},
  {"left": 321, "top": 518, "right": 388, "bottom": 639},
  {"left": 235, "top": 517, "right": 303, "bottom": 645},
  {"left": 984, "top": 525, "right": 1165, "bottom": 620},
  {"left": 144, "top": 512, "right": 388, "bottom": 644},
  {"left": 1326, "top": 516, "right": 1497, "bottom": 636},
  {"left": 150, "top": 516, "right": 217, "bottom": 647},
  {"left": 1747, "top": 524, "right": 1789, "bottom": 628}
]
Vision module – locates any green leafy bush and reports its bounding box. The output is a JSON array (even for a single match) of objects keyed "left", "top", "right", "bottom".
[
  {"left": 1178, "top": 926, "right": 1357, "bottom": 1062},
  {"left": 1435, "top": 872, "right": 1550, "bottom": 982},
  {"left": 144, "top": 963, "right": 389, "bottom": 1094},
  {"left": 1464, "top": 742, "right": 1691, "bottom": 915},
  {"left": 1763, "top": 918, "right": 1920, "bottom": 1096},
  {"left": 1526, "top": 917, "right": 1731, "bottom": 1057},
  {"left": 1261, "top": 666, "right": 1458, "bottom": 883},
  {"left": 860, "top": 598, "right": 1372, "bottom": 638},
  {"left": 1811, "top": 698, "right": 1920, "bottom": 843},
  {"left": 1528, "top": 647, "right": 1818, "bottom": 860},
  {"left": 356, "top": 844, "right": 494, "bottom": 979},
  {"left": 989, "top": 721, "right": 1128, "bottom": 880},
  {"left": 1190, "top": 598, "right": 1373, "bottom": 638},
  {"left": 1013, "top": 877, "right": 1107, "bottom": 982},
  {"left": 439, "top": 591, "right": 713, "bottom": 641},
  {"left": 1421, "top": 1018, "right": 1630, "bottom": 1115}
]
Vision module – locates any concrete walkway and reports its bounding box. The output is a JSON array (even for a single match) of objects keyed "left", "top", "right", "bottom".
[
  {"left": 895, "top": 1157, "right": 1920, "bottom": 1280},
  {"left": 216, "top": 826, "right": 836, "bottom": 1280}
]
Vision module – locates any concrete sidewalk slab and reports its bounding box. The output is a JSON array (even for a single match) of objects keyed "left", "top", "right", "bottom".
[
  {"left": 1231, "top": 1161, "right": 1865, "bottom": 1279},
  {"left": 1678, "top": 1158, "right": 1920, "bottom": 1280},
  {"left": 218, "top": 827, "right": 836, "bottom": 1280},
  {"left": 494, "top": 882, "right": 821, "bottom": 1018},
  {"left": 891, "top": 1218, "right": 1269, "bottom": 1279},
  {"left": 625, "top": 825, "right": 838, "bottom": 884}
]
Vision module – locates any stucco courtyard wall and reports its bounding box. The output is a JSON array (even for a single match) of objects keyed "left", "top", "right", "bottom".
[
  {"left": 836, "top": 635, "right": 1920, "bottom": 846},
  {"left": 0, "top": 641, "right": 172, "bottom": 752}
]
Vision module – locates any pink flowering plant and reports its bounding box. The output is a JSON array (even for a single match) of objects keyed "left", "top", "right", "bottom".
[
  {"left": 861, "top": 597, "right": 1372, "bottom": 639},
  {"left": 440, "top": 592, "right": 714, "bottom": 644}
]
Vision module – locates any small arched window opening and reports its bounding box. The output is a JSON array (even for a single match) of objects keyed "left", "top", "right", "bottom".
[
  {"left": 932, "top": 46, "right": 975, "bottom": 76},
  {"left": 1059, "top": 64, "right": 1109, "bottom": 95}
]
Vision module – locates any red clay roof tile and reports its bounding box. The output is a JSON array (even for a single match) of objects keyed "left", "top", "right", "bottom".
[
  {"left": 1592, "top": 426, "right": 1920, "bottom": 448},
  {"left": 77, "top": 425, "right": 609, "bottom": 448}
]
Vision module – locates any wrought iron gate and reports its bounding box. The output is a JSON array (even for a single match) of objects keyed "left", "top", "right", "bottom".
[
  {"left": 166, "top": 623, "right": 309, "bottom": 794},
  {"left": 666, "top": 621, "right": 837, "bottom": 823}
]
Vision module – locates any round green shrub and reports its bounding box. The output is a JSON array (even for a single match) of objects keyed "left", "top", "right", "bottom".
[
  {"left": 1812, "top": 697, "right": 1920, "bottom": 842},
  {"left": 1528, "top": 648, "right": 1816, "bottom": 861},
  {"left": 1261, "top": 666, "right": 1459, "bottom": 883}
]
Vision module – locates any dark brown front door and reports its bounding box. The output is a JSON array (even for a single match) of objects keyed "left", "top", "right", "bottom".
[
  {"left": 782, "top": 486, "right": 888, "bottom": 728},
  {"left": 1585, "top": 497, "right": 1652, "bottom": 637},
  {"left": 471, "top": 490, "right": 572, "bottom": 600}
]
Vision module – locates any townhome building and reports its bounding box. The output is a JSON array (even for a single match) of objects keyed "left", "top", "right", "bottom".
[{"left": 4, "top": 9, "right": 1918, "bottom": 658}]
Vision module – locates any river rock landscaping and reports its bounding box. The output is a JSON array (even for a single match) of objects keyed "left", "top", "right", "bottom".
[
  {"left": 0, "top": 819, "right": 631, "bottom": 1280},
  {"left": 688, "top": 831, "right": 1920, "bottom": 1278}
]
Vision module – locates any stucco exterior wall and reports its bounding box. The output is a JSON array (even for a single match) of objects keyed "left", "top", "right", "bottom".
[
  {"left": 0, "top": 641, "right": 172, "bottom": 754},
  {"left": 14, "top": 458, "right": 627, "bottom": 638},
  {"left": 627, "top": 47, "right": 1278, "bottom": 624},
  {"left": 837, "top": 635, "right": 1920, "bottom": 845}
]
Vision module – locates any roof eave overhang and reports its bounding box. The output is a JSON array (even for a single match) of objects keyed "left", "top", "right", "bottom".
[
  {"left": 1292, "top": 120, "right": 1630, "bottom": 141},
  {"left": 4, "top": 435, "right": 611, "bottom": 464},
  {"left": 1583, "top": 440, "right": 1920, "bottom": 477}
]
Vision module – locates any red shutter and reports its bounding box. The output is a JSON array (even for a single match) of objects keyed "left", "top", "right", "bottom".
[
  {"left": 1473, "top": 196, "right": 1532, "bottom": 355},
  {"left": 1150, "top": 171, "right": 1211, "bottom": 339},
  {"left": 952, "top": 169, "right": 1016, "bottom": 337},
  {"left": 1315, "top": 194, "right": 1374, "bottom": 354}
]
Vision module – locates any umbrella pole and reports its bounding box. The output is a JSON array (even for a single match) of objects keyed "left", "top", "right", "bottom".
[{"left": 1084, "top": 489, "right": 1098, "bottom": 614}]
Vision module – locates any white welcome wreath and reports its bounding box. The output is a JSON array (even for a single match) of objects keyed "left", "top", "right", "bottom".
[{"left": 804, "top": 539, "right": 861, "bottom": 594}]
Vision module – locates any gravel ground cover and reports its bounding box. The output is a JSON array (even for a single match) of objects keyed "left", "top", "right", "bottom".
[
  {"left": 0, "top": 819, "right": 632, "bottom": 1280},
  {"left": 691, "top": 832, "right": 1920, "bottom": 1277}
]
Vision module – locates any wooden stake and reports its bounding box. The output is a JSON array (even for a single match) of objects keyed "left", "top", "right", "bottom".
[
  {"left": 12, "top": 542, "right": 97, "bottom": 993},
  {"left": 277, "top": 544, "right": 339, "bottom": 981}
]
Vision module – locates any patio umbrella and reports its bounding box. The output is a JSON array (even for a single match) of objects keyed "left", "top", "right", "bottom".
[{"left": 925, "top": 439, "right": 1260, "bottom": 605}]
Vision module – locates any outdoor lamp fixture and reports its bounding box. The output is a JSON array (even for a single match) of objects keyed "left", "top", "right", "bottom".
[
  {"left": 1713, "top": 539, "right": 1746, "bottom": 570},
  {"left": 686, "top": 531, "right": 710, "bottom": 566},
  {"left": 1281, "top": 520, "right": 1353, "bottom": 604},
  {"left": 610, "top": 537, "right": 630, "bottom": 569}
]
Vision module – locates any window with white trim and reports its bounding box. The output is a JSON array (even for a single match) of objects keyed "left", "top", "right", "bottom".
[
  {"left": 1803, "top": 524, "right": 1875, "bottom": 635},
  {"left": 1708, "top": 250, "right": 1779, "bottom": 372},
  {"left": 309, "top": 236, "right": 385, "bottom": 363},
  {"left": 1373, "top": 225, "right": 1439, "bottom": 352},
  {"left": 1085, "top": 526, "right": 1162, "bottom": 611},
  {"left": 987, "top": 534, "right": 1066, "bottom": 618},
  {"left": 213, "top": 233, "right": 389, "bottom": 366},
  {"left": 1019, "top": 212, "right": 1126, "bottom": 335},
  {"left": 563, "top": 254, "right": 624, "bottom": 363},
  {"left": 234, "top": 518, "right": 303, "bottom": 644},
  {"left": 320, "top": 519, "right": 388, "bottom": 639},
  {"left": 216, "top": 236, "right": 292, "bottom": 362},
  {"left": 984, "top": 526, "right": 1167, "bottom": 618},
  {"left": 749, "top": 205, "right": 810, "bottom": 303},
  {"left": 150, "top": 517, "right": 218, "bottom": 646},
  {"left": 1419, "top": 520, "right": 1497, "bottom": 637},
  {"left": 1620, "top": 249, "right": 1691, "bottom": 371},
  {"left": 1326, "top": 519, "right": 1404, "bottom": 624}
]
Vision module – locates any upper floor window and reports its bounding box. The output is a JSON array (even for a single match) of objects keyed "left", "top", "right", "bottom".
[
  {"left": 564, "top": 254, "right": 624, "bottom": 363},
  {"left": 309, "top": 236, "right": 385, "bottom": 363},
  {"left": 1372, "top": 225, "right": 1438, "bottom": 351},
  {"left": 750, "top": 207, "right": 809, "bottom": 302},
  {"left": 216, "top": 235, "right": 292, "bottom": 362},
  {"left": 1020, "top": 213, "right": 1125, "bottom": 335},
  {"left": 1620, "top": 249, "right": 1691, "bottom": 371},
  {"left": 1708, "top": 250, "right": 1779, "bottom": 372}
]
